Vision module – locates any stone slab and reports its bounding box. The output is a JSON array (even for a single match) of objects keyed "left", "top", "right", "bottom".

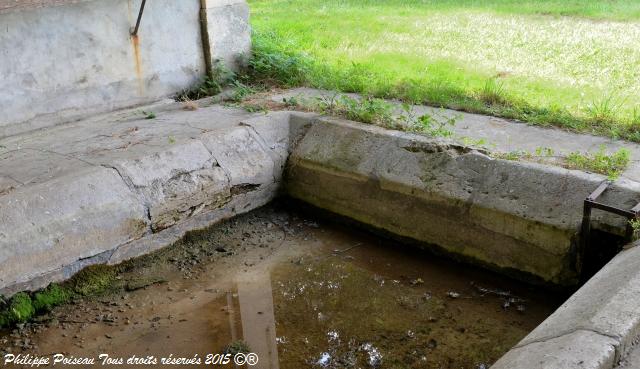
[
  {"left": 110, "top": 139, "right": 232, "bottom": 231},
  {"left": 0, "top": 102, "right": 283, "bottom": 294},
  {"left": 201, "top": 125, "right": 277, "bottom": 187},
  {"left": 492, "top": 330, "right": 618, "bottom": 369},
  {"left": 0, "top": 166, "right": 148, "bottom": 290}
]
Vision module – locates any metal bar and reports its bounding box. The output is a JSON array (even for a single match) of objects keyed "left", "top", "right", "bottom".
[
  {"left": 586, "top": 200, "right": 637, "bottom": 218},
  {"left": 131, "top": 0, "right": 147, "bottom": 37},
  {"left": 579, "top": 199, "right": 593, "bottom": 267},
  {"left": 587, "top": 181, "right": 610, "bottom": 201}
]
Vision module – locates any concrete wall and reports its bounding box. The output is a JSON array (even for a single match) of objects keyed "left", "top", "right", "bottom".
[
  {"left": 0, "top": 0, "right": 91, "bottom": 14},
  {"left": 0, "top": 0, "right": 250, "bottom": 138},
  {"left": 285, "top": 117, "right": 640, "bottom": 286}
]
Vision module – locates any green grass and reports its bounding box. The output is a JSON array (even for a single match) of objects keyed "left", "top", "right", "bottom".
[
  {"left": 247, "top": 0, "right": 640, "bottom": 141},
  {"left": 566, "top": 146, "right": 630, "bottom": 179}
]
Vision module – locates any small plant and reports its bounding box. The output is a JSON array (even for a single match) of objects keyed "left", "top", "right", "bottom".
[
  {"left": 282, "top": 96, "right": 299, "bottom": 107},
  {"left": 142, "top": 110, "right": 156, "bottom": 119},
  {"left": 177, "top": 61, "right": 236, "bottom": 101},
  {"left": 566, "top": 146, "right": 630, "bottom": 179},
  {"left": 69, "top": 264, "right": 118, "bottom": 296},
  {"left": 416, "top": 110, "right": 459, "bottom": 137},
  {"left": 168, "top": 136, "right": 176, "bottom": 144},
  {"left": 461, "top": 136, "right": 489, "bottom": 147},
  {"left": 630, "top": 218, "right": 640, "bottom": 241},
  {"left": 534, "top": 146, "right": 555, "bottom": 157},
  {"left": 479, "top": 79, "right": 508, "bottom": 106},
  {"left": 224, "top": 340, "right": 251, "bottom": 355},
  {"left": 32, "top": 284, "right": 70, "bottom": 312},
  {"left": 246, "top": 37, "right": 310, "bottom": 86},
  {"left": 586, "top": 95, "right": 622, "bottom": 126},
  {"left": 494, "top": 150, "right": 531, "bottom": 161},
  {"left": 228, "top": 81, "right": 257, "bottom": 103},
  {"left": 241, "top": 103, "right": 269, "bottom": 114},
  {"left": 315, "top": 94, "right": 395, "bottom": 127}
]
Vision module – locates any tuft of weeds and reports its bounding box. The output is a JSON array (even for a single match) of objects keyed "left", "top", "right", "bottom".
[
  {"left": 225, "top": 340, "right": 252, "bottom": 355},
  {"left": 461, "top": 136, "right": 491, "bottom": 149},
  {"left": 142, "top": 110, "right": 156, "bottom": 120},
  {"left": 566, "top": 146, "right": 630, "bottom": 179},
  {"left": 240, "top": 103, "right": 269, "bottom": 114},
  {"left": 314, "top": 94, "right": 396, "bottom": 127},
  {"left": 228, "top": 81, "right": 257, "bottom": 103},
  {"left": 478, "top": 79, "right": 509, "bottom": 107},
  {"left": 282, "top": 96, "right": 300, "bottom": 107},
  {"left": 534, "top": 146, "right": 555, "bottom": 157},
  {"left": 245, "top": 36, "right": 310, "bottom": 87},
  {"left": 493, "top": 150, "right": 532, "bottom": 161},
  {"left": 177, "top": 61, "right": 236, "bottom": 101},
  {"left": 414, "top": 110, "right": 459, "bottom": 137},
  {"left": 298, "top": 93, "right": 460, "bottom": 137},
  {"left": 630, "top": 218, "right": 640, "bottom": 241},
  {"left": 585, "top": 95, "right": 623, "bottom": 127}
]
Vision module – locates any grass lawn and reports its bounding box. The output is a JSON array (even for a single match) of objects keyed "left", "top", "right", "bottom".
[{"left": 247, "top": 0, "right": 640, "bottom": 141}]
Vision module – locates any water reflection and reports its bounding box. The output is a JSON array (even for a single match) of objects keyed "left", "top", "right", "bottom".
[
  {"left": 237, "top": 270, "right": 280, "bottom": 369},
  {"left": 0, "top": 205, "right": 561, "bottom": 369}
]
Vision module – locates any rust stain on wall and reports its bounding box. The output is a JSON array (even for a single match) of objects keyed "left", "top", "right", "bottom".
[{"left": 131, "top": 34, "right": 144, "bottom": 95}]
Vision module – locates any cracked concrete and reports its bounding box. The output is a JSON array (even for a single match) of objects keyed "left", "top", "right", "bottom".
[
  {"left": 0, "top": 99, "right": 316, "bottom": 296},
  {"left": 2, "top": 95, "right": 640, "bottom": 368}
]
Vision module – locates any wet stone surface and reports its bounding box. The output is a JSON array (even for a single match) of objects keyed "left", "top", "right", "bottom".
[{"left": 0, "top": 201, "right": 563, "bottom": 368}]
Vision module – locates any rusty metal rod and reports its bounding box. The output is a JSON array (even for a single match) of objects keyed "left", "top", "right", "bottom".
[{"left": 131, "top": 0, "right": 147, "bottom": 37}]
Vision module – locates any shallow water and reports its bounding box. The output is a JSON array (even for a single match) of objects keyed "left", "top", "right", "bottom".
[{"left": 0, "top": 203, "right": 563, "bottom": 368}]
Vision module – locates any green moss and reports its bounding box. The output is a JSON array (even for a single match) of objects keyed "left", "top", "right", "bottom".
[
  {"left": 0, "top": 293, "right": 35, "bottom": 327},
  {"left": 0, "top": 264, "right": 121, "bottom": 328},
  {"left": 32, "top": 284, "right": 71, "bottom": 312},
  {"left": 224, "top": 340, "right": 251, "bottom": 355},
  {"left": 69, "top": 264, "right": 118, "bottom": 296}
]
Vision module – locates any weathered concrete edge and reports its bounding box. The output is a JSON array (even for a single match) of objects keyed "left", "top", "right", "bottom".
[
  {"left": 3, "top": 110, "right": 640, "bottom": 369},
  {"left": 493, "top": 242, "right": 640, "bottom": 369},
  {"left": 284, "top": 115, "right": 640, "bottom": 285},
  {"left": 0, "top": 184, "right": 279, "bottom": 297},
  {"left": 0, "top": 110, "right": 315, "bottom": 296}
]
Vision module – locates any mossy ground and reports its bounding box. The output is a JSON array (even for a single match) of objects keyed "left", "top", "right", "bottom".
[
  {"left": 0, "top": 265, "right": 120, "bottom": 329},
  {"left": 0, "top": 214, "right": 257, "bottom": 329}
]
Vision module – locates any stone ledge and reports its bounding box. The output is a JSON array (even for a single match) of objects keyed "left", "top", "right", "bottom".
[
  {"left": 493, "top": 242, "right": 640, "bottom": 368},
  {"left": 0, "top": 104, "right": 292, "bottom": 295},
  {"left": 492, "top": 330, "right": 618, "bottom": 369},
  {"left": 285, "top": 116, "right": 640, "bottom": 285}
]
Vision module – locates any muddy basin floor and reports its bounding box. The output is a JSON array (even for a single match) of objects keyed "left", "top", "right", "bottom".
[{"left": 0, "top": 201, "right": 563, "bottom": 368}]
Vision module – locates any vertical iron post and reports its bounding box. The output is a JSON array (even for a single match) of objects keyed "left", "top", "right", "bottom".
[{"left": 131, "top": 0, "right": 147, "bottom": 37}]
